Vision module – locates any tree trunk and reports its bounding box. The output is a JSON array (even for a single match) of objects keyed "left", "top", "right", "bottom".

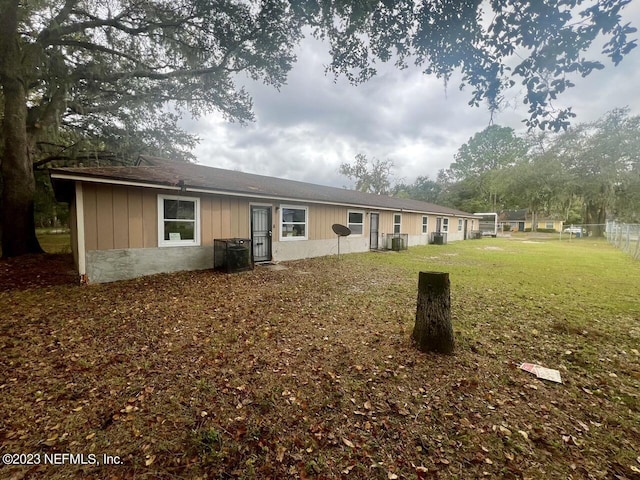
[
  {"left": 0, "top": 0, "right": 43, "bottom": 257},
  {"left": 585, "top": 202, "right": 605, "bottom": 237},
  {"left": 412, "top": 271, "right": 454, "bottom": 354}
]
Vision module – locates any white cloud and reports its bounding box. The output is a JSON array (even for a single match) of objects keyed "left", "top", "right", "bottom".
[{"left": 184, "top": 5, "right": 640, "bottom": 188}]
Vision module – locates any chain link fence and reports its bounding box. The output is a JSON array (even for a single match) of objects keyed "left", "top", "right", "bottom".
[{"left": 606, "top": 221, "right": 640, "bottom": 260}]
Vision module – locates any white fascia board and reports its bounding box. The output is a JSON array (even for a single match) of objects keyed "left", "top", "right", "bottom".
[{"left": 75, "top": 182, "right": 86, "bottom": 278}]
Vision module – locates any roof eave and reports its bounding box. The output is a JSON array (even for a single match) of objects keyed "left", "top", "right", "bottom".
[{"left": 49, "top": 170, "right": 477, "bottom": 217}]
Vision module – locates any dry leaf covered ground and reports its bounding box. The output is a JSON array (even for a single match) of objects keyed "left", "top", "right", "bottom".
[{"left": 1, "top": 237, "right": 639, "bottom": 479}]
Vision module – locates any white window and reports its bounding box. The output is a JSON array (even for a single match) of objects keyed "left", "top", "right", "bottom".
[
  {"left": 422, "top": 216, "right": 429, "bottom": 234},
  {"left": 280, "top": 205, "right": 308, "bottom": 240},
  {"left": 347, "top": 210, "right": 364, "bottom": 235},
  {"left": 442, "top": 218, "right": 449, "bottom": 233},
  {"left": 458, "top": 219, "right": 463, "bottom": 231},
  {"left": 158, "top": 195, "right": 200, "bottom": 247},
  {"left": 393, "top": 214, "right": 402, "bottom": 234}
]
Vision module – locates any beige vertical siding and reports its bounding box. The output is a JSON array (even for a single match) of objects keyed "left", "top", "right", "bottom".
[
  {"left": 82, "top": 183, "right": 255, "bottom": 251},
  {"left": 113, "top": 191, "right": 129, "bottom": 249},
  {"left": 127, "top": 189, "right": 144, "bottom": 248},
  {"left": 80, "top": 181, "right": 474, "bottom": 254},
  {"left": 83, "top": 185, "right": 98, "bottom": 251},
  {"left": 307, "top": 204, "right": 359, "bottom": 240},
  {"left": 141, "top": 190, "right": 157, "bottom": 247},
  {"left": 232, "top": 199, "right": 250, "bottom": 238},
  {"left": 201, "top": 197, "right": 213, "bottom": 245},
  {"left": 220, "top": 198, "right": 232, "bottom": 238},
  {"left": 378, "top": 211, "right": 396, "bottom": 235},
  {"left": 404, "top": 213, "right": 418, "bottom": 234},
  {"left": 96, "top": 186, "right": 114, "bottom": 250}
]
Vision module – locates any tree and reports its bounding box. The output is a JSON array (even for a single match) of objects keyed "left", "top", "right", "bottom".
[
  {"left": 339, "top": 153, "right": 394, "bottom": 195},
  {"left": 2, "top": 0, "right": 636, "bottom": 257},
  {"left": 553, "top": 108, "right": 640, "bottom": 235},
  {"left": 443, "top": 125, "right": 530, "bottom": 211},
  {"left": 496, "top": 155, "right": 571, "bottom": 230},
  {"left": 449, "top": 126, "right": 529, "bottom": 180},
  {"left": 394, "top": 175, "right": 442, "bottom": 204},
  {"left": 0, "top": 0, "right": 302, "bottom": 257}
]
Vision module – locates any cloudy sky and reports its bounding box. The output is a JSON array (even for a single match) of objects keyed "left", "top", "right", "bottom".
[{"left": 181, "top": 4, "right": 640, "bottom": 189}]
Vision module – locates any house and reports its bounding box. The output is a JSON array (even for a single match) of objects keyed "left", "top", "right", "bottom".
[
  {"left": 499, "top": 209, "right": 564, "bottom": 232},
  {"left": 50, "top": 156, "right": 479, "bottom": 283}
]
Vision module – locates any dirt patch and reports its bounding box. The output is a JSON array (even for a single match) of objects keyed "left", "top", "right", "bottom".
[{"left": 0, "top": 254, "right": 77, "bottom": 292}]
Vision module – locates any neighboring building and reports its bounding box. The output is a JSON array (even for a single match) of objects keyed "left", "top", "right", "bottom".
[
  {"left": 499, "top": 209, "right": 564, "bottom": 232},
  {"left": 50, "top": 156, "right": 478, "bottom": 283}
]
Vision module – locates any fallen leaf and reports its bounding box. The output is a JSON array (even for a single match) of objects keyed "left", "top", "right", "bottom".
[
  {"left": 276, "top": 445, "right": 286, "bottom": 463},
  {"left": 145, "top": 455, "right": 156, "bottom": 466},
  {"left": 577, "top": 421, "right": 589, "bottom": 432},
  {"left": 342, "top": 437, "right": 355, "bottom": 448},
  {"left": 388, "top": 473, "right": 398, "bottom": 479}
]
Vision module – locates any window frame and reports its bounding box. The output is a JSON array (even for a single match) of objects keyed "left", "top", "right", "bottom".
[
  {"left": 422, "top": 215, "right": 429, "bottom": 234},
  {"left": 347, "top": 210, "right": 365, "bottom": 236},
  {"left": 458, "top": 219, "right": 463, "bottom": 232},
  {"left": 441, "top": 218, "right": 449, "bottom": 233},
  {"left": 280, "top": 205, "right": 308, "bottom": 241},
  {"left": 157, "top": 194, "right": 201, "bottom": 247},
  {"left": 393, "top": 213, "right": 402, "bottom": 234}
]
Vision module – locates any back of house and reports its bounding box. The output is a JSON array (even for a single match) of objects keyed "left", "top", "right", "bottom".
[{"left": 50, "top": 156, "right": 479, "bottom": 283}]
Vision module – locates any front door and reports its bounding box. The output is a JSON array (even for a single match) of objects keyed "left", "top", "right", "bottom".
[
  {"left": 370, "top": 213, "right": 379, "bottom": 249},
  {"left": 251, "top": 206, "right": 272, "bottom": 262},
  {"left": 464, "top": 219, "right": 468, "bottom": 239}
]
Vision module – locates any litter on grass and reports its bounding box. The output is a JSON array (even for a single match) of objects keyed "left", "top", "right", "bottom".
[{"left": 520, "top": 363, "right": 563, "bottom": 384}]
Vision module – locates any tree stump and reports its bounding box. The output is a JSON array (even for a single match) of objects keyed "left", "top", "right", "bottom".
[{"left": 412, "top": 271, "right": 454, "bottom": 354}]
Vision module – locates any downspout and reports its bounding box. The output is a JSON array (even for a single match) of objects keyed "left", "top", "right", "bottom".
[{"left": 75, "top": 182, "right": 87, "bottom": 283}]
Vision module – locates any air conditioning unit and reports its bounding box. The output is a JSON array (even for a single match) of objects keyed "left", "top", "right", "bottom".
[
  {"left": 430, "top": 232, "right": 448, "bottom": 245},
  {"left": 383, "top": 233, "right": 408, "bottom": 251},
  {"left": 214, "top": 238, "right": 253, "bottom": 273}
]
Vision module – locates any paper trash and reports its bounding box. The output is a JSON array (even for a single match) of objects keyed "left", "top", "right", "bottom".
[{"left": 519, "top": 363, "right": 563, "bottom": 384}]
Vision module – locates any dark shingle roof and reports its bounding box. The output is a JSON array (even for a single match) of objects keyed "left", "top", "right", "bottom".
[
  {"left": 50, "top": 156, "right": 475, "bottom": 217},
  {"left": 500, "top": 209, "right": 529, "bottom": 221}
]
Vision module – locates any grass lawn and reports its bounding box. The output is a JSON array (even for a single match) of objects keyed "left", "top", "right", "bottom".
[
  {"left": 1, "top": 237, "right": 639, "bottom": 479},
  {"left": 36, "top": 229, "right": 71, "bottom": 254}
]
